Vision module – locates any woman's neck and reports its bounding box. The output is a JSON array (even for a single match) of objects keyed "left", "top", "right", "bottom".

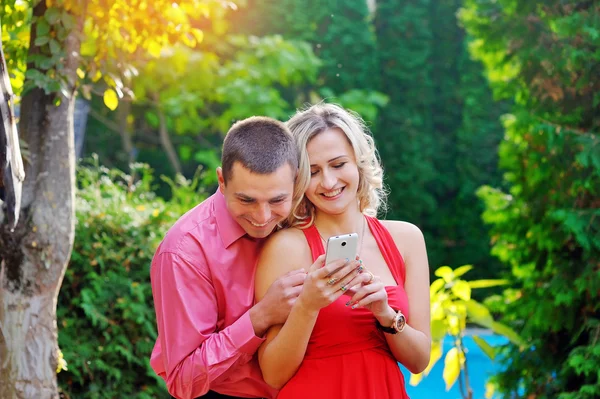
[{"left": 313, "top": 205, "right": 365, "bottom": 238}]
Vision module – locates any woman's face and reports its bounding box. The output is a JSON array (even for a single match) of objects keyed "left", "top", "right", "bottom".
[{"left": 305, "top": 128, "right": 360, "bottom": 216}]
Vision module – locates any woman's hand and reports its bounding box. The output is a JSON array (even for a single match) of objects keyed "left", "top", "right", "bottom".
[
  {"left": 346, "top": 268, "right": 394, "bottom": 322},
  {"left": 296, "top": 255, "right": 363, "bottom": 313}
]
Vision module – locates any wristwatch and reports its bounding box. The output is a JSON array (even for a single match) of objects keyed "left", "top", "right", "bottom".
[{"left": 376, "top": 309, "right": 406, "bottom": 334}]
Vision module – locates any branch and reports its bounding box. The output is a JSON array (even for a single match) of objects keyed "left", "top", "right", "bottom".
[{"left": 0, "top": 21, "right": 25, "bottom": 230}]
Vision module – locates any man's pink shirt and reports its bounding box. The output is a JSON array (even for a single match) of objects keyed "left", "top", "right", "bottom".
[{"left": 150, "top": 190, "right": 277, "bottom": 399}]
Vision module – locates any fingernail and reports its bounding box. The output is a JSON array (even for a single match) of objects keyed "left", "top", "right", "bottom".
[
  {"left": 345, "top": 257, "right": 349, "bottom": 262},
  {"left": 357, "top": 265, "right": 364, "bottom": 273},
  {"left": 351, "top": 303, "right": 358, "bottom": 309},
  {"left": 346, "top": 301, "right": 351, "bottom": 306},
  {"left": 358, "top": 259, "right": 363, "bottom": 264}
]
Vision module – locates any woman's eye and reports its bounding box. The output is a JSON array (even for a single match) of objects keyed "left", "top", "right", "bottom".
[
  {"left": 333, "top": 162, "right": 346, "bottom": 169},
  {"left": 310, "top": 170, "right": 319, "bottom": 176}
]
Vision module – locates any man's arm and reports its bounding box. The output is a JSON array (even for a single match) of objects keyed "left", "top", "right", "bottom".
[{"left": 151, "top": 251, "right": 263, "bottom": 399}]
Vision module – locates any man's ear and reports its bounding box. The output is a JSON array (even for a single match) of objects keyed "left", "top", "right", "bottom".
[{"left": 216, "top": 167, "right": 225, "bottom": 194}]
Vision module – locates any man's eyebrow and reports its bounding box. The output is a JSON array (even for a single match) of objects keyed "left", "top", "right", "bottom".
[
  {"left": 270, "top": 194, "right": 289, "bottom": 202},
  {"left": 234, "top": 193, "right": 255, "bottom": 201},
  {"left": 310, "top": 155, "right": 347, "bottom": 167}
]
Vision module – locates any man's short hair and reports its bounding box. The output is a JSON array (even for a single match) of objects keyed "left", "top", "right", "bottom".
[{"left": 221, "top": 116, "right": 299, "bottom": 183}]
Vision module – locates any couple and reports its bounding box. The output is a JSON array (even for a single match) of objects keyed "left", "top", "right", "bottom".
[{"left": 149, "top": 103, "right": 431, "bottom": 399}]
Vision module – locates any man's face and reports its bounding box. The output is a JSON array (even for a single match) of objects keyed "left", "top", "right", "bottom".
[{"left": 217, "top": 162, "right": 295, "bottom": 238}]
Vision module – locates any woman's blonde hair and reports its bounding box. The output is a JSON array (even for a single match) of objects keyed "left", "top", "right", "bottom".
[{"left": 285, "top": 103, "right": 387, "bottom": 228}]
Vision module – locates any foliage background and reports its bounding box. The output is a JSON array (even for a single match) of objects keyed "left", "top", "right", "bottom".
[{"left": 1, "top": 0, "right": 598, "bottom": 397}]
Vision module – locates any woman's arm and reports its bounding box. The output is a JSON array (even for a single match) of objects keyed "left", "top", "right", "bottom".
[
  {"left": 254, "top": 230, "right": 318, "bottom": 389},
  {"left": 255, "top": 230, "right": 363, "bottom": 389},
  {"left": 380, "top": 221, "right": 431, "bottom": 374}
]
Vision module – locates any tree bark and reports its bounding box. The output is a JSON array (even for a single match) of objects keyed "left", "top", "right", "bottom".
[
  {"left": 116, "top": 100, "right": 135, "bottom": 167},
  {"left": 0, "top": 20, "right": 25, "bottom": 230},
  {"left": 0, "top": 1, "right": 81, "bottom": 397},
  {"left": 154, "top": 94, "right": 182, "bottom": 175}
]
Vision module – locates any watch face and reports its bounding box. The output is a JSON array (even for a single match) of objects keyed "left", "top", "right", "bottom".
[{"left": 395, "top": 312, "right": 406, "bottom": 332}]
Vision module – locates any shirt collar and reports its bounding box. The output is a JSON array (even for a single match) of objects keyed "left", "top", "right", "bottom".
[{"left": 214, "top": 189, "right": 247, "bottom": 248}]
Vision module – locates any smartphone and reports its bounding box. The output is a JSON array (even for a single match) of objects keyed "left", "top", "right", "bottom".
[{"left": 325, "top": 233, "right": 359, "bottom": 268}]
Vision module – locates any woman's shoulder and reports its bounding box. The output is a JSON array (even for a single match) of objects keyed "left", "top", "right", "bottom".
[
  {"left": 258, "top": 227, "right": 310, "bottom": 269},
  {"left": 379, "top": 219, "right": 424, "bottom": 239},
  {"left": 264, "top": 227, "right": 307, "bottom": 252},
  {"left": 378, "top": 219, "right": 426, "bottom": 258}
]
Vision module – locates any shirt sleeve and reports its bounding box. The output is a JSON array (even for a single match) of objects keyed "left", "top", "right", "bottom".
[{"left": 150, "top": 251, "right": 264, "bottom": 399}]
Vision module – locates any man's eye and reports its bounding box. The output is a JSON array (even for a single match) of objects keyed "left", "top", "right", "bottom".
[
  {"left": 270, "top": 199, "right": 284, "bottom": 204},
  {"left": 240, "top": 199, "right": 253, "bottom": 204}
]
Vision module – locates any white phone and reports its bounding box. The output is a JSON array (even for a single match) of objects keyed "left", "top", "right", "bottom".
[{"left": 325, "top": 233, "right": 359, "bottom": 267}]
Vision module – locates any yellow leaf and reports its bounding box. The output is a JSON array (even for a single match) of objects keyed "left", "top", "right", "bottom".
[
  {"left": 453, "top": 264, "right": 473, "bottom": 278},
  {"left": 451, "top": 280, "right": 472, "bottom": 301},
  {"left": 468, "top": 279, "right": 509, "bottom": 289},
  {"left": 430, "top": 278, "right": 445, "bottom": 296},
  {"left": 431, "top": 301, "right": 445, "bottom": 320},
  {"left": 91, "top": 70, "right": 102, "bottom": 83},
  {"left": 76, "top": 68, "right": 85, "bottom": 79},
  {"left": 103, "top": 89, "right": 118, "bottom": 111},
  {"left": 147, "top": 41, "right": 162, "bottom": 58},
  {"left": 485, "top": 381, "right": 496, "bottom": 399},
  {"left": 435, "top": 266, "right": 454, "bottom": 282},
  {"left": 443, "top": 347, "right": 464, "bottom": 391},
  {"left": 136, "top": 205, "right": 146, "bottom": 211},
  {"left": 409, "top": 372, "right": 423, "bottom": 386},
  {"left": 191, "top": 28, "right": 204, "bottom": 44},
  {"left": 431, "top": 319, "right": 447, "bottom": 340},
  {"left": 424, "top": 340, "right": 443, "bottom": 376}
]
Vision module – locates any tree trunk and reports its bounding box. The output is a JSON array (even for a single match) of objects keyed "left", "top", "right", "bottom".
[
  {"left": 116, "top": 100, "right": 135, "bottom": 167},
  {"left": 0, "top": 20, "right": 25, "bottom": 230},
  {"left": 0, "top": 2, "right": 81, "bottom": 397},
  {"left": 154, "top": 94, "right": 182, "bottom": 175}
]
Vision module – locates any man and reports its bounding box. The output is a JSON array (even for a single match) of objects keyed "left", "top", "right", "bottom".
[{"left": 150, "top": 116, "right": 307, "bottom": 399}]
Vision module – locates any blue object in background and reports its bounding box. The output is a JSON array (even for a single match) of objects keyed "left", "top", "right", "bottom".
[{"left": 401, "top": 332, "right": 508, "bottom": 399}]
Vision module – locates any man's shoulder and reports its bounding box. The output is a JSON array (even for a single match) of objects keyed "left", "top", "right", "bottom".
[{"left": 157, "top": 194, "right": 218, "bottom": 257}]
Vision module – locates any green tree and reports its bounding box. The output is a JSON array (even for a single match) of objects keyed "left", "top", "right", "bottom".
[
  {"left": 0, "top": 0, "right": 235, "bottom": 396},
  {"left": 232, "top": 0, "right": 381, "bottom": 101},
  {"left": 374, "top": 0, "right": 505, "bottom": 282},
  {"left": 461, "top": 0, "right": 600, "bottom": 397}
]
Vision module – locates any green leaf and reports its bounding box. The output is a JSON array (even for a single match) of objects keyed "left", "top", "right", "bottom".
[
  {"left": 491, "top": 321, "right": 527, "bottom": 348},
  {"left": 49, "top": 39, "right": 61, "bottom": 55},
  {"left": 36, "top": 19, "right": 51, "bottom": 37},
  {"left": 34, "top": 36, "right": 49, "bottom": 46},
  {"left": 465, "top": 299, "right": 493, "bottom": 327},
  {"left": 472, "top": 335, "right": 496, "bottom": 360},
  {"left": 103, "top": 89, "right": 119, "bottom": 111},
  {"left": 45, "top": 7, "right": 62, "bottom": 25},
  {"left": 451, "top": 280, "right": 471, "bottom": 301}
]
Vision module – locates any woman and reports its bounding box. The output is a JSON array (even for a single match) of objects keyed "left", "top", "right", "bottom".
[{"left": 254, "top": 103, "right": 431, "bottom": 398}]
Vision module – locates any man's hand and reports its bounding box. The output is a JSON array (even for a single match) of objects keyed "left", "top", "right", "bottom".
[{"left": 250, "top": 268, "right": 307, "bottom": 336}]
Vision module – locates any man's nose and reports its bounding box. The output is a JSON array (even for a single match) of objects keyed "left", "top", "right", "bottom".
[{"left": 254, "top": 203, "right": 271, "bottom": 223}]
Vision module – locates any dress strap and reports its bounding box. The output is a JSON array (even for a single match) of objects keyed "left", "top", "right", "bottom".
[
  {"left": 302, "top": 224, "right": 325, "bottom": 262},
  {"left": 365, "top": 216, "right": 406, "bottom": 285}
]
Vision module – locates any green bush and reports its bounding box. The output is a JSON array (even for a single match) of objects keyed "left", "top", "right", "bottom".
[{"left": 57, "top": 158, "right": 211, "bottom": 399}]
